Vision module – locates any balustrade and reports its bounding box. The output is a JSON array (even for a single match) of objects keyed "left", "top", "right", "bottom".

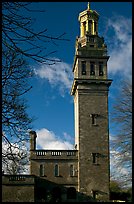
[
  {"left": 9, "top": 175, "right": 26, "bottom": 181},
  {"left": 35, "top": 150, "right": 77, "bottom": 157},
  {"left": 36, "top": 151, "right": 47, "bottom": 156},
  {"left": 67, "top": 151, "right": 76, "bottom": 156}
]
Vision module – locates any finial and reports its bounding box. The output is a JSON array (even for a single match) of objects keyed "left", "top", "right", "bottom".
[{"left": 87, "top": 2, "right": 90, "bottom": 10}]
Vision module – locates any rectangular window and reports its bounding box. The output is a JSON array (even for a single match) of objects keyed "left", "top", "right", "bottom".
[
  {"left": 40, "top": 164, "right": 44, "bottom": 177},
  {"left": 92, "top": 153, "right": 99, "bottom": 164},
  {"left": 81, "top": 61, "right": 86, "bottom": 75},
  {"left": 54, "top": 164, "right": 59, "bottom": 177},
  {"left": 88, "top": 20, "right": 92, "bottom": 34},
  {"left": 99, "top": 62, "right": 103, "bottom": 76},
  {"left": 70, "top": 165, "right": 74, "bottom": 177},
  {"left": 90, "top": 62, "right": 95, "bottom": 75},
  {"left": 91, "top": 114, "right": 97, "bottom": 125},
  {"left": 94, "top": 22, "right": 97, "bottom": 32}
]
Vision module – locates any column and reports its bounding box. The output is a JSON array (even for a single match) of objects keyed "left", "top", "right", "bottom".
[{"left": 92, "top": 20, "right": 94, "bottom": 35}]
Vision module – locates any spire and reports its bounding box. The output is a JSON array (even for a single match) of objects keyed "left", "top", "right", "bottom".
[{"left": 87, "top": 2, "right": 90, "bottom": 10}]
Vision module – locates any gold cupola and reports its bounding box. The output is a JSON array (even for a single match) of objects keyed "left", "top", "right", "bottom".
[{"left": 78, "top": 2, "right": 99, "bottom": 37}]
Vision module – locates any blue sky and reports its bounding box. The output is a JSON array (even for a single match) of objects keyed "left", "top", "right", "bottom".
[{"left": 23, "top": 2, "right": 132, "bottom": 156}]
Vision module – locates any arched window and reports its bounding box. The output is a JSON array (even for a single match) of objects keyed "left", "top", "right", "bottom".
[
  {"left": 90, "top": 62, "right": 95, "bottom": 75},
  {"left": 81, "top": 61, "right": 86, "bottom": 75},
  {"left": 88, "top": 20, "right": 92, "bottom": 34},
  {"left": 40, "top": 164, "right": 44, "bottom": 177},
  {"left": 83, "top": 22, "right": 86, "bottom": 35},
  {"left": 94, "top": 22, "right": 97, "bottom": 32},
  {"left": 99, "top": 62, "right": 103, "bottom": 76},
  {"left": 70, "top": 165, "right": 74, "bottom": 177},
  {"left": 54, "top": 164, "right": 59, "bottom": 177}
]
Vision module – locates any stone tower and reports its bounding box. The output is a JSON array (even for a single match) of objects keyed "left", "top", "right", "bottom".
[{"left": 71, "top": 3, "right": 112, "bottom": 201}]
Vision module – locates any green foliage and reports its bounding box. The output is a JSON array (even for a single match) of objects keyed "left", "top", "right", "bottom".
[
  {"left": 110, "top": 180, "right": 122, "bottom": 193},
  {"left": 110, "top": 180, "right": 132, "bottom": 202}
]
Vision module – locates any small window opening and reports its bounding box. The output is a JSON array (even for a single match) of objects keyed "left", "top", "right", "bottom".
[
  {"left": 91, "top": 113, "right": 97, "bottom": 125},
  {"left": 83, "top": 22, "right": 86, "bottom": 35},
  {"left": 99, "top": 62, "right": 103, "bottom": 76},
  {"left": 54, "top": 164, "right": 59, "bottom": 177},
  {"left": 70, "top": 165, "right": 74, "bottom": 177},
  {"left": 40, "top": 164, "right": 44, "bottom": 177},
  {"left": 90, "top": 62, "right": 95, "bottom": 75},
  {"left": 94, "top": 22, "right": 97, "bottom": 32},
  {"left": 81, "top": 61, "right": 86, "bottom": 75},
  {"left": 92, "top": 153, "right": 99, "bottom": 164},
  {"left": 88, "top": 20, "right": 92, "bottom": 34}
]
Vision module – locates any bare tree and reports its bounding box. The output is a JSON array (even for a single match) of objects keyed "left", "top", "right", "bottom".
[
  {"left": 2, "top": 140, "right": 29, "bottom": 175},
  {"left": 2, "top": 48, "right": 32, "bottom": 173},
  {"left": 2, "top": 2, "right": 68, "bottom": 64},
  {"left": 110, "top": 79, "right": 132, "bottom": 187},
  {"left": 2, "top": 2, "right": 69, "bottom": 173}
]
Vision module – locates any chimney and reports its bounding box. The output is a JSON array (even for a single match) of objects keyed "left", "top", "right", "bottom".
[{"left": 29, "top": 130, "right": 37, "bottom": 151}]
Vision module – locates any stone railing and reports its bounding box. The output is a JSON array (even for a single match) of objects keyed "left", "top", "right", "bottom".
[
  {"left": 2, "top": 175, "right": 35, "bottom": 185},
  {"left": 9, "top": 175, "right": 26, "bottom": 181},
  {"left": 66, "top": 151, "right": 76, "bottom": 156},
  {"left": 32, "top": 150, "right": 78, "bottom": 159},
  {"left": 36, "top": 150, "right": 47, "bottom": 156}
]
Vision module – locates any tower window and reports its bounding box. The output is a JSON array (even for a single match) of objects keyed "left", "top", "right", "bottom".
[
  {"left": 90, "top": 113, "right": 97, "bottom": 125},
  {"left": 54, "top": 164, "right": 59, "bottom": 177},
  {"left": 81, "top": 61, "right": 86, "bottom": 75},
  {"left": 90, "top": 62, "right": 95, "bottom": 75},
  {"left": 94, "top": 22, "right": 97, "bottom": 32},
  {"left": 70, "top": 165, "right": 74, "bottom": 177},
  {"left": 88, "top": 20, "right": 92, "bottom": 34},
  {"left": 92, "top": 153, "right": 99, "bottom": 164},
  {"left": 40, "top": 164, "right": 44, "bottom": 177},
  {"left": 99, "top": 62, "right": 103, "bottom": 76},
  {"left": 83, "top": 22, "right": 86, "bottom": 35}
]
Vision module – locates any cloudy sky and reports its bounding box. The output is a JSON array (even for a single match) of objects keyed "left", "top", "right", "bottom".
[{"left": 23, "top": 2, "right": 132, "bottom": 177}]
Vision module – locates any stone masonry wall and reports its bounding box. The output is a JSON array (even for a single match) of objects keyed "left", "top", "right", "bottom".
[
  {"left": 30, "top": 150, "right": 78, "bottom": 189},
  {"left": 77, "top": 83, "right": 110, "bottom": 201},
  {"left": 2, "top": 175, "right": 35, "bottom": 202}
]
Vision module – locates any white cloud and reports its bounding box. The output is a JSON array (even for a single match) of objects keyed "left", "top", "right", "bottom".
[
  {"left": 63, "top": 132, "right": 74, "bottom": 144},
  {"left": 34, "top": 59, "right": 73, "bottom": 96},
  {"left": 106, "top": 15, "right": 132, "bottom": 77},
  {"left": 36, "top": 128, "right": 74, "bottom": 150}
]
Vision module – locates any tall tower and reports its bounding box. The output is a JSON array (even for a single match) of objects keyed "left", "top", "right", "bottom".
[{"left": 71, "top": 3, "right": 112, "bottom": 201}]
